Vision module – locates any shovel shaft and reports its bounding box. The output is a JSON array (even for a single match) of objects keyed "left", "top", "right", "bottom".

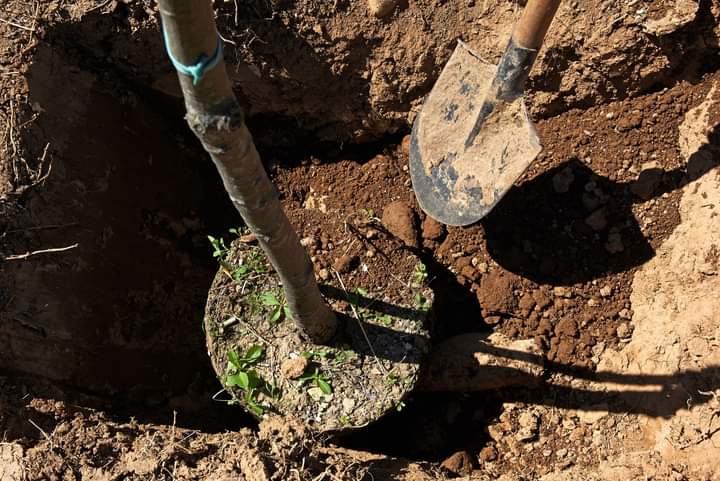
[
  {"left": 486, "top": 0, "right": 562, "bottom": 102},
  {"left": 466, "top": 0, "right": 561, "bottom": 155},
  {"left": 514, "top": 0, "right": 563, "bottom": 50}
]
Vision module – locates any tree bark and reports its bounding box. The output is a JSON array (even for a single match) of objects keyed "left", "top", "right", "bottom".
[{"left": 157, "top": 0, "right": 336, "bottom": 343}]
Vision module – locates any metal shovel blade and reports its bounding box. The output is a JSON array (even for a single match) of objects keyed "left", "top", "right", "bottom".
[{"left": 409, "top": 42, "right": 542, "bottom": 226}]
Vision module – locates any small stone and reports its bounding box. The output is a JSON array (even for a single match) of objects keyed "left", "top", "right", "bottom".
[
  {"left": 591, "top": 342, "right": 606, "bottom": 357},
  {"left": 365, "top": 229, "right": 379, "bottom": 240},
  {"left": 318, "top": 268, "right": 330, "bottom": 281},
  {"left": 307, "top": 386, "right": 332, "bottom": 402},
  {"left": 342, "top": 398, "right": 356, "bottom": 413},
  {"left": 281, "top": 356, "right": 309, "bottom": 380},
  {"left": 400, "top": 135, "right": 411, "bottom": 157},
  {"left": 599, "top": 285, "right": 612, "bottom": 297},
  {"left": 368, "top": 0, "right": 398, "bottom": 18},
  {"left": 300, "top": 236, "right": 317, "bottom": 248},
  {"left": 478, "top": 445, "right": 497, "bottom": 462},
  {"left": 562, "top": 418, "right": 576, "bottom": 430},
  {"left": 605, "top": 232, "right": 624, "bottom": 253},
  {"left": 556, "top": 448, "right": 568, "bottom": 458},
  {"left": 333, "top": 254, "right": 359, "bottom": 274},
  {"left": 619, "top": 308, "right": 632, "bottom": 319},
  {"left": 553, "top": 286, "right": 572, "bottom": 298},
  {"left": 382, "top": 201, "right": 419, "bottom": 247},
  {"left": 516, "top": 411, "right": 539, "bottom": 442},
  {"left": 587, "top": 298, "right": 599, "bottom": 307},
  {"left": 553, "top": 166, "right": 575, "bottom": 193},
  {"left": 440, "top": 451, "right": 474, "bottom": 476},
  {"left": 421, "top": 216, "right": 446, "bottom": 241},
  {"left": 365, "top": 249, "right": 376, "bottom": 258},
  {"left": 585, "top": 208, "right": 608, "bottom": 231},
  {"left": 477, "top": 262, "right": 489, "bottom": 274},
  {"left": 616, "top": 322, "right": 632, "bottom": 338}
]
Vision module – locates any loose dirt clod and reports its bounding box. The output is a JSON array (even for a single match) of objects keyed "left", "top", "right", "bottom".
[
  {"left": 421, "top": 215, "right": 445, "bottom": 241},
  {"left": 367, "top": 0, "right": 398, "bottom": 18},
  {"left": 382, "top": 200, "right": 419, "bottom": 247},
  {"left": 441, "top": 450, "right": 474, "bottom": 477},
  {"left": 333, "top": 254, "right": 359, "bottom": 274}
]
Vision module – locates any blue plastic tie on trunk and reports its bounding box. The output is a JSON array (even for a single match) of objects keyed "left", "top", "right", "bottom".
[{"left": 163, "top": 28, "right": 223, "bottom": 85}]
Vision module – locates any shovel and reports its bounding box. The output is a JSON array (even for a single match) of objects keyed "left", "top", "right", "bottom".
[{"left": 410, "top": 0, "right": 562, "bottom": 226}]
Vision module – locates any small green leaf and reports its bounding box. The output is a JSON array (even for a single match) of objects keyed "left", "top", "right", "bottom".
[
  {"left": 245, "top": 369, "right": 262, "bottom": 389},
  {"left": 245, "top": 345, "right": 264, "bottom": 363},
  {"left": 317, "top": 378, "right": 333, "bottom": 395},
  {"left": 269, "top": 306, "right": 282, "bottom": 324},
  {"left": 355, "top": 287, "right": 368, "bottom": 297},
  {"left": 227, "top": 350, "right": 241, "bottom": 369},
  {"left": 226, "top": 371, "right": 249, "bottom": 389},
  {"left": 236, "top": 371, "right": 250, "bottom": 390},
  {"left": 379, "top": 314, "right": 393, "bottom": 326},
  {"left": 283, "top": 306, "right": 292, "bottom": 320},
  {"left": 259, "top": 292, "right": 279, "bottom": 306},
  {"left": 247, "top": 402, "right": 264, "bottom": 416},
  {"left": 233, "top": 265, "right": 249, "bottom": 279}
]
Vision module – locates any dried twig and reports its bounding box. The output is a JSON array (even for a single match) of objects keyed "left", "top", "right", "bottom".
[
  {"left": 87, "top": 0, "right": 114, "bottom": 13},
  {"left": 229, "top": 314, "right": 273, "bottom": 345},
  {"left": 0, "top": 17, "right": 34, "bottom": 32},
  {"left": 27, "top": 419, "right": 52, "bottom": 443},
  {"left": 25, "top": 2, "right": 40, "bottom": 47},
  {"left": 3, "top": 243, "right": 78, "bottom": 261}
]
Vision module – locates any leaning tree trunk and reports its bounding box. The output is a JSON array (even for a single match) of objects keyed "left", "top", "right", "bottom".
[{"left": 157, "top": 0, "right": 336, "bottom": 343}]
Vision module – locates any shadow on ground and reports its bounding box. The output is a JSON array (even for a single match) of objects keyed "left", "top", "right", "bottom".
[{"left": 483, "top": 130, "right": 720, "bottom": 285}]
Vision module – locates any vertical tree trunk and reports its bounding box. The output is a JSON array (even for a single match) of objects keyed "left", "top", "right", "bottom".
[{"left": 157, "top": 0, "right": 336, "bottom": 343}]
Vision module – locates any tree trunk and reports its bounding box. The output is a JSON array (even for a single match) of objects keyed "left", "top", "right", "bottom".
[{"left": 157, "top": 0, "right": 336, "bottom": 343}]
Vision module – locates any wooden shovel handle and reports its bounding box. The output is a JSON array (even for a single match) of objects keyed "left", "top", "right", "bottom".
[{"left": 514, "top": 0, "right": 562, "bottom": 50}]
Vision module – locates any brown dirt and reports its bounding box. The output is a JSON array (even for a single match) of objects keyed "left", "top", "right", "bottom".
[{"left": 1, "top": 0, "right": 720, "bottom": 480}]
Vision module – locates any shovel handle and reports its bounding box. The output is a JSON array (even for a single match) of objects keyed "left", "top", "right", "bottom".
[
  {"left": 513, "top": 0, "right": 563, "bottom": 50},
  {"left": 465, "top": 0, "right": 561, "bottom": 146}
]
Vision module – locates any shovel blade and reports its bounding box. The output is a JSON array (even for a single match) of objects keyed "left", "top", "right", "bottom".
[{"left": 410, "top": 42, "right": 542, "bottom": 226}]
